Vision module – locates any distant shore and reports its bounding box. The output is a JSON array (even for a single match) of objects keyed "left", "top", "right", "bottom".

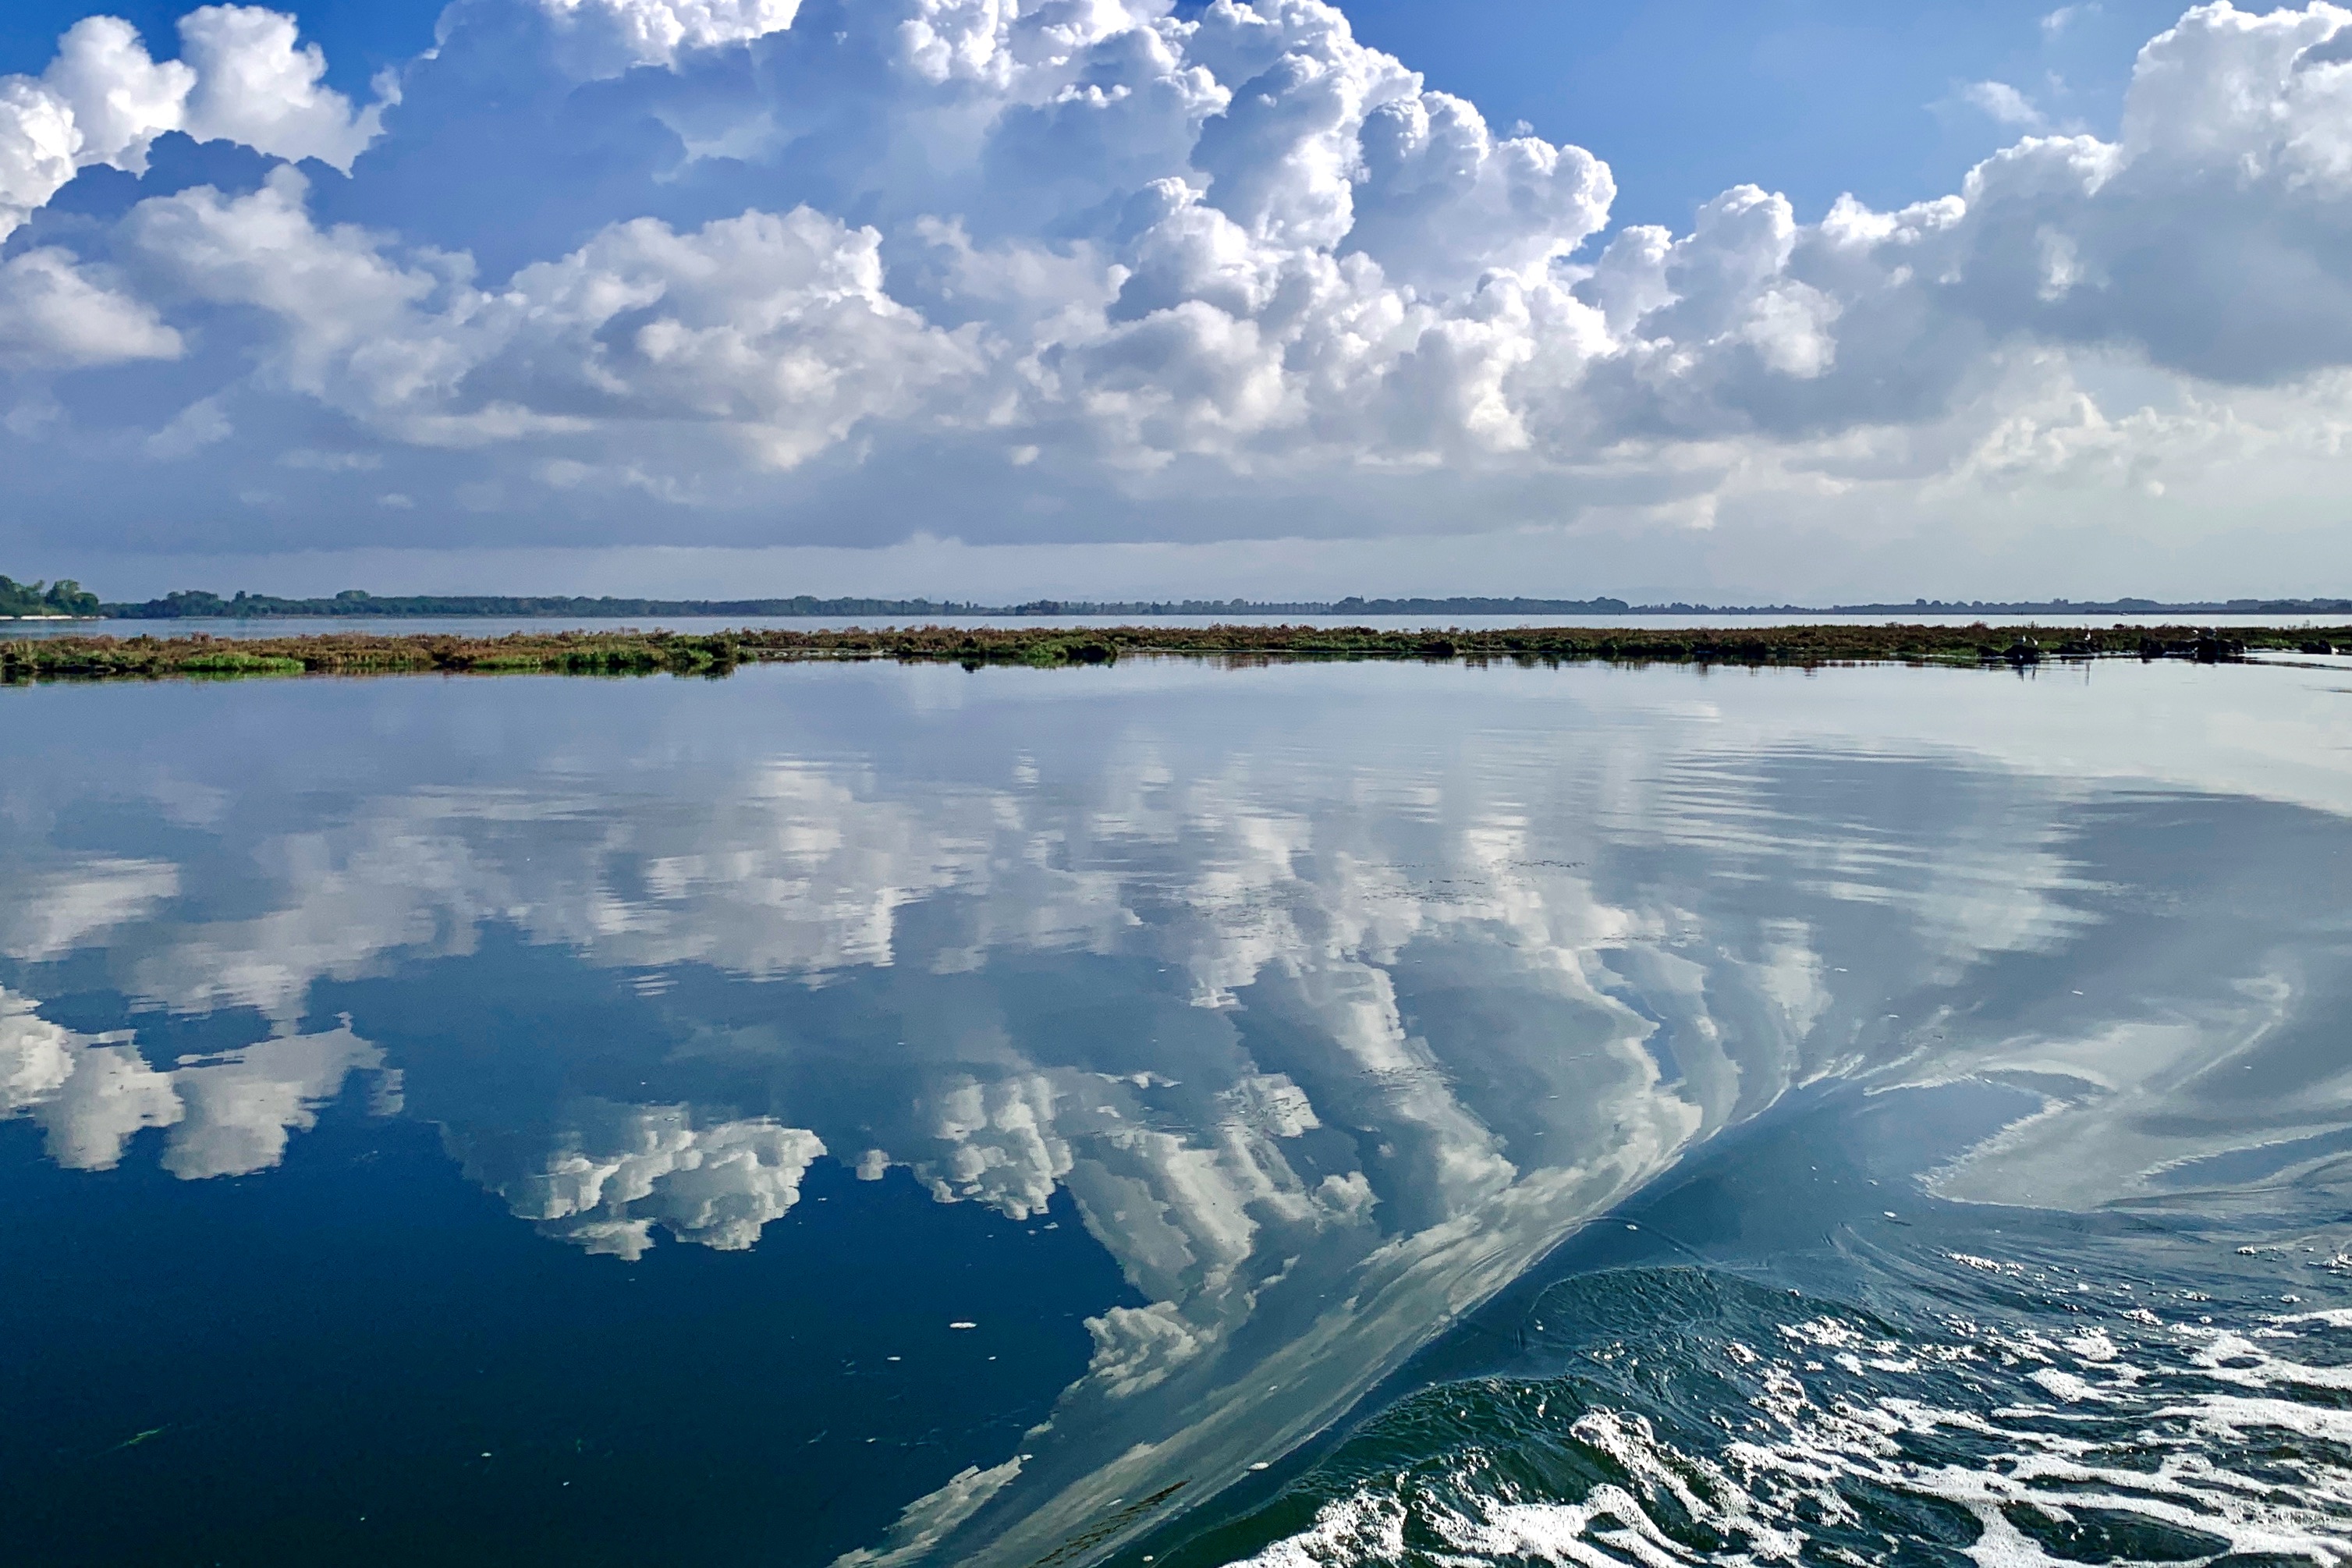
[
  {"left": 81, "top": 591, "right": 2352, "bottom": 621},
  {"left": 2, "top": 622, "right": 2340, "bottom": 683}
]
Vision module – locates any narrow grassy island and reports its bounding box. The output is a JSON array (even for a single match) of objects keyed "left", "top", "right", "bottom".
[{"left": 1, "top": 621, "right": 2341, "bottom": 684}]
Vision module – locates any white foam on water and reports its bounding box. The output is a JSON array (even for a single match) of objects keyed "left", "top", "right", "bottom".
[
  {"left": 2269, "top": 1307, "right": 2352, "bottom": 1329},
  {"left": 1228, "top": 1300, "right": 2352, "bottom": 1568},
  {"left": 1227, "top": 1493, "right": 1407, "bottom": 1567}
]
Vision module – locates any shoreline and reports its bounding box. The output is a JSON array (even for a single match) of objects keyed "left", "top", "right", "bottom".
[{"left": 2, "top": 622, "right": 2339, "bottom": 682}]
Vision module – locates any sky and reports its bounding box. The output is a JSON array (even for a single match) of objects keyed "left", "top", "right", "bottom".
[{"left": 0, "top": 0, "right": 2347, "bottom": 603}]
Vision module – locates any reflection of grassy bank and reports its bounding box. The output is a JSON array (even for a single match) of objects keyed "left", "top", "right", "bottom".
[{"left": 2, "top": 623, "right": 2343, "bottom": 683}]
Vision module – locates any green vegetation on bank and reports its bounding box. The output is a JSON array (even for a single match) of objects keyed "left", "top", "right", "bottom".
[
  {"left": 1, "top": 622, "right": 2337, "bottom": 685},
  {"left": 0, "top": 576, "right": 100, "bottom": 618}
]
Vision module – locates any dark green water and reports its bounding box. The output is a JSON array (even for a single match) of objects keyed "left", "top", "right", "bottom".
[{"left": 1, "top": 658, "right": 2346, "bottom": 1566}]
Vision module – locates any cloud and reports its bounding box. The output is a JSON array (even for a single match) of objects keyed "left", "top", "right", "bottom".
[
  {"left": 10, "top": 659, "right": 2352, "bottom": 1559},
  {"left": 0, "top": 989, "right": 86, "bottom": 1115},
  {"left": 8, "top": 2, "right": 2352, "bottom": 589},
  {"left": 0, "top": 857, "right": 179, "bottom": 958},
  {"left": 0, "top": 992, "right": 185, "bottom": 1176},
  {"left": 0, "top": 246, "right": 182, "bottom": 366},
  {"left": 831, "top": 1456, "right": 1024, "bottom": 1568},
  {"left": 145, "top": 394, "right": 231, "bottom": 455},
  {"left": 122, "top": 167, "right": 974, "bottom": 462},
  {"left": 160, "top": 1019, "right": 385, "bottom": 1178},
  {"left": 1081, "top": 1300, "right": 1208, "bottom": 1399},
  {"left": 2043, "top": 4, "right": 2101, "bottom": 37},
  {"left": 0, "top": 9, "right": 387, "bottom": 240},
  {"left": 536, "top": 0, "right": 804, "bottom": 70},
  {"left": 452, "top": 1102, "right": 827, "bottom": 1257},
  {"left": 175, "top": 5, "right": 392, "bottom": 171},
  {"left": 913, "top": 1073, "right": 1073, "bottom": 1221},
  {"left": 0, "top": 986, "right": 389, "bottom": 1175},
  {"left": 1962, "top": 79, "right": 2049, "bottom": 129},
  {"left": 34, "top": 1041, "right": 184, "bottom": 1169}
]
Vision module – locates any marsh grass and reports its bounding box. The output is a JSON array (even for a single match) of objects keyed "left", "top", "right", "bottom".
[{"left": 0, "top": 623, "right": 2329, "bottom": 685}]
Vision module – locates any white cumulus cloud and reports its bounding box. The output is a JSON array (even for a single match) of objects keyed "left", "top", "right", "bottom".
[
  {"left": 175, "top": 5, "right": 392, "bottom": 171},
  {"left": 537, "top": 0, "right": 804, "bottom": 69},
  {"left": 4, "top": 1, "right": 2352, "bottom": 589},
  {"left": 0, "top": 247, "right": 182, "bottom": 366},
  {"left": 0, "top": 987, "right": 389, "bottom": 1176},
  {"left": 0, "top": 8, "right": 388, "bottom": 240},
  {"left": 123, "top": 168, "right": 974, "bottom": 462},
  {"left": 453, "top": 1102, "right": 828, "bottom": 1258}
]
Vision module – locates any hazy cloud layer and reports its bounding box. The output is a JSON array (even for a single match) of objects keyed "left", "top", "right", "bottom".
[{"left": 5, "top": 1, "right": 2352, "bottom": 593}]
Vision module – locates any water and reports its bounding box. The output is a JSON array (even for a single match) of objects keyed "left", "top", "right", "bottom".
[
  {"left": 4, "top": 610, "right": 2343, "bottom": 640},
  {"left": 1147, "top": 1091, "right": 2352, "bottom": 1567},
  {"left": 1, "top": 657, "right": 2347, "bottom": 1567}
]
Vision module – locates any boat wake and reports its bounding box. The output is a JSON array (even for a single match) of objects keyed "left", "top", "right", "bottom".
[{"left": 1224, "top": 1252, "right": 2352, "bottom": 1568}]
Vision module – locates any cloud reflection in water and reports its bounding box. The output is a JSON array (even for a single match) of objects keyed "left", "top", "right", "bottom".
[{"left": 0, "top": 659, "right": 2347, "bottom": 1565}]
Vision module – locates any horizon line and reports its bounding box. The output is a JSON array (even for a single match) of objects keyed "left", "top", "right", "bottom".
[{"left": 54, "top": 589, "right": 2352, "bottom": 620}]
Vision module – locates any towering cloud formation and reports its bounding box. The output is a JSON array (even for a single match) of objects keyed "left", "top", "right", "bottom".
[
  {"left": 4, "top": 1, "right": 2352, "bottom": 590},
  {"left": 0, "top": 9, "right": 387, "bottom": 236},
  {"left": 535, "top": 0, "right": 802, "bottom": 68}
]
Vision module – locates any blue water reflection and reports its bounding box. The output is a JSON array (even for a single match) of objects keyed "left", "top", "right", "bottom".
[{"left": 1, "top": 658, "right": 2347, "bottom": 1566}]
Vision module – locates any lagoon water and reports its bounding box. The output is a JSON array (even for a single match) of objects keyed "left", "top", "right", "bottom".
[{"left": 2, "top": 658, "right": 2348, "bottom": 1567}]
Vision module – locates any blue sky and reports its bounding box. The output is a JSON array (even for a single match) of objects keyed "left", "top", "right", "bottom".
[
  {"left": 1333, "top": 0, "right": 2192, "bottom": 225},
  {"left": 1, "top": 0, "right": 2348, "bottom": 601}
]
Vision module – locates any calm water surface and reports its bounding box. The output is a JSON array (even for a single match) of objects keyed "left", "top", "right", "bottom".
[{"left": 2, "top": 659, "right": 2347, "bottom": 1567}]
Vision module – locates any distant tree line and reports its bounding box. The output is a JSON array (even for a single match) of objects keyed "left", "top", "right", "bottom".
[
  {"left": 1831, "top": 597, "right": 2352, "bottom": 615},
  {"left": 98, "top": 590, "right": 1654, "bottom": 619},
  {"left": 0, "top": 576, "right": 100, "bottom": 617},
  {"left": 105, "top": 590, "right": 1002, "bottom": 619},
  {"left": 25, "top": 584, "right": 2352, "bottom": 622}
]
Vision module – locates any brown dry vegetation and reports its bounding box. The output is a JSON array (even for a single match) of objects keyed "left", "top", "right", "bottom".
[{"left": 1, "top": 622, "right": 2340, "bottom": 684}]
